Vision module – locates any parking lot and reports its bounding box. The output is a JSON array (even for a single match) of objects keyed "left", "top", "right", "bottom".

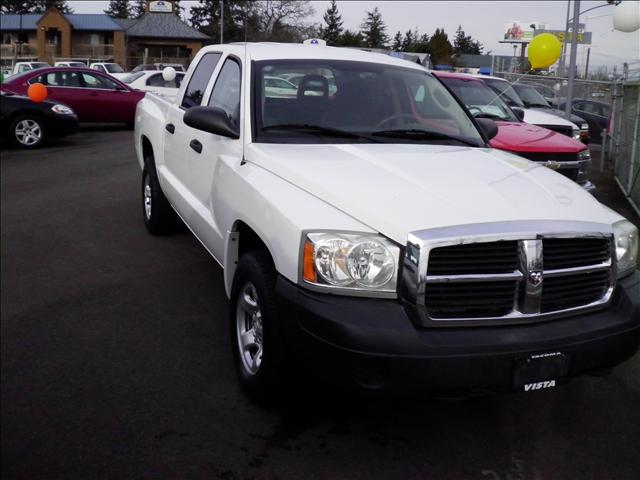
[{"left": 1, "top": 128, "right": 639, "bottom": 479}]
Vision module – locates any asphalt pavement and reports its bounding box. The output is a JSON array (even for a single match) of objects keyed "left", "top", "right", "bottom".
[{"left": 1, "top": 127, "right": 639, "bottom": 480}]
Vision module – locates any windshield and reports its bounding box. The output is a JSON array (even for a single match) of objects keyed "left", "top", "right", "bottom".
[
  {"left": 254, "top": 60, "right": 483, "bottom": 145},
  {"left": 122, "top": 72, "right": 145, "bottom": 84},
  {"left": 105, "top": 64, "right": 124, "bottom": 73},
  {"left": 513, "top": 84, "right": 550, "bottom": 108},
  {"left": 482, "top": 78, "right": 524, "bottom": 108},
  {"left": 439, "top": 77, "right": 518, "bottom": 122}
]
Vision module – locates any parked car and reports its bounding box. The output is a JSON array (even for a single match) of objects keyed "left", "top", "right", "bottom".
[
  {"left": 0, "top": 67, "right": 145, "bottom": 125},
  {"left": 88, "top": 62, "right": 128, "bottom": 80},
  {"left": 135, "top": 43, "right": 639, "bottom": 403},
  {"left": 7, "top": 61, "right": 50, "bottom": 77},
  {"left": 512, "top": 83, "right": 590, "bottom": 143},
  {"left": 54, "top": 61, "right": 87, "bottom": 68},
  {"left": 556, "top": 99, "right": 610, "bottom": 145},
  {"left": 522, "top": 81, "right": 558, "bottom": 104},
  {"left": 434, "top": 72, "right": 594, "bottom": 191},
  {"left": 131, "top": 63, "right": 186, "bottom": 73},
  {"left": 264, "top": 75, "right": 298, "bottom": 97},
  {"left": 0, "top": 89, "right": 77, "bottom": 148},
  {"left": 122, "top": 70, "right": 185, "bottom": 98},
  {"left": 478, "top": 75, "right": 587, "bottom": 143}
]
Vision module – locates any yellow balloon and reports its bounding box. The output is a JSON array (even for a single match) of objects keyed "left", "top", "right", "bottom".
[{"left": 528, "top": 33, "right": 562, "bottom": 69}]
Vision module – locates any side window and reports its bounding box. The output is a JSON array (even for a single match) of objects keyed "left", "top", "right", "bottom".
[
  {"left": 146, "top": 73, "right": 184, "bottom": 88},
  {"left": 181, "top": 52, "right": 222, "bottom": 109},
  {"left": 30, "top": 72, "right": 82, "bottom": 87},
  {"left": 81, "top": 73, "right": 118, "bottom": 90},
  {"left": 207, "top": 58, "right": 241, "bottom": 130}
]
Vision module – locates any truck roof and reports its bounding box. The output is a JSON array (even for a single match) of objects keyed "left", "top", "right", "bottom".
[{"left": 202, "top": 42, "right": 427, "bottom": 71}]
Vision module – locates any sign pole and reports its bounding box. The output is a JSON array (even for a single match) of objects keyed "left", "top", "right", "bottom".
[
  {"left": 565, "top": 0, "right": 580, "bottom": 120},
  {"left": 559, "top": 0, "right": 571, "bottom": 76}
]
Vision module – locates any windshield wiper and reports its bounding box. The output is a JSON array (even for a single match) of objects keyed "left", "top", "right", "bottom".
[
  {"left": 473, "top": 112, "right": 506, "bottom": 120},
  {"left": 371, "top": 128, "right": 480, "bottom": 147},
  {"left": 261, "top": 124, "right": 381, "bottom": 142}
]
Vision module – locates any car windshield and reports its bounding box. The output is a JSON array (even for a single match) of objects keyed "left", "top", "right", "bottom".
[
  {"left": 483, "top": 78, "right": 525, "bottom": 108},
  {"left": 122, "top": 72, "right": 145, "bottom": 84},
  {"left": 254, "top": 60, "right": 484, "bottom": 145},
  {"left": 513, "top": 84, "right": 550, "bottom": 108},
  {"left": 105, "top": 64, "right": 124, "bottom": 73},
  {"left": 32, "top": 63, "right": 49, "bottom": 69},
  {"left": 439, "top": 77, "right": 518, "bottom": 122}
]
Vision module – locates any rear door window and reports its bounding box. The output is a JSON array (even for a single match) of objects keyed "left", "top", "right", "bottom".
[
  {"left": 181, "top": 52, "right": 222, "bottom": 109},
  {"left": 207, "top": 58, "right": 241, "bottom": 131}
]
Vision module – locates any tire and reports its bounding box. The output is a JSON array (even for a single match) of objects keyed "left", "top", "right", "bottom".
[
  {"left": 142, "top": 160, "right": 178, "bottom": 235},
  {"left": 9, "top": 114, "right": 46, "bottom": 149},
  {"left": 230, "top": 250, "right": 286, "bottom": 405}
]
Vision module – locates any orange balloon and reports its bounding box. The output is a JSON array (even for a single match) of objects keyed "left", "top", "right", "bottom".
[{"left": 27, "top": 83, "right": 48, "bottom": 103}]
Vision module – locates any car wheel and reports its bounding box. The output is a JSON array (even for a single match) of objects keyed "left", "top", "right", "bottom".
[
  {"left": 142, "top": 161, "right": 178, "bottom": 235},
  {"left": 230, "top": 250, "right": 286, "bottom": 404},
  {"left": 10, "top": 115, "right": 45, "bottom": 149}
]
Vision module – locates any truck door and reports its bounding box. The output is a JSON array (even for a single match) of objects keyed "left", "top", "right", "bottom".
[
  {"left": 162, "top": 52, "right": 222, "bottom": 223},
  {"left": 186, "top": 55, "right": 243, "bottom": 261}
]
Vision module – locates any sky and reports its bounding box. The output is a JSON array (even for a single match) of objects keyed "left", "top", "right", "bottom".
[{"left": 67, "top": 0, "right": 640, "bottom": 69}]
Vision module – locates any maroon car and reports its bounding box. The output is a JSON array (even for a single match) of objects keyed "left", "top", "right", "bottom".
[{"left": 0, "top": 67, "right": 145, "bottom": 125}]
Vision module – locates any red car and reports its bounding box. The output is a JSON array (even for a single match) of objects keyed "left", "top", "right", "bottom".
[
  {"left": 433, "top": 71, "right": 593, "bottom": 192},
  {"left": 0, "top": 67, "right": 145, "bottom": 125}
]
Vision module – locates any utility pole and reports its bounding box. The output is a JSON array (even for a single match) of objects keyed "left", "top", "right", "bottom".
[
  {"left": 220, "top": 0, "right": 224, "bottom": 44},
  {"left": 558, "top": 0, "right": 571, "bottom": 76},
  {"left": 565, "top": 0, "right": 580, "bottom": 119}
]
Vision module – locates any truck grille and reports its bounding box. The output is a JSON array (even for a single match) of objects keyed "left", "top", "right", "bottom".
[
  {"left": 517, "top": 152, "right": 581, "bottom": 182},
  {"left": 422, "top": 236, "right": 613, "bottom": 322}
]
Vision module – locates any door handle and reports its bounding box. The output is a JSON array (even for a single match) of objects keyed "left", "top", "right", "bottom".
[
  {"left": 165, "top": 123, "right": 175, "bottom": 134},
  {"left": 87, "top": 91, "right": 98, "bottom": 96},
  {"left": 189, "top": 139, "right": 202, "bottom": 154}
]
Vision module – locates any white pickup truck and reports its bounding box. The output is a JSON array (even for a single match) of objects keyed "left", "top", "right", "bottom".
[{"left": 135, "top": 43, "right": 639, "bottom": 402}]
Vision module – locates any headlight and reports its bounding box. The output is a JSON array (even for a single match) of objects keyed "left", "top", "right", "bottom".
[
  {"left": 613, "top": 220, "right": 638, "bottom": 278},
  {"left": 578, "top": 149, "right": 591, "bottom": 160},
  {"left": 572, "top": 128, "right": 581, "bottom": 140},
  {"left": 51, "top": 104, "right": 74, "bottom": 115},
  {"left": 302, "top": 232, "right": 399, "bottom": 296}
]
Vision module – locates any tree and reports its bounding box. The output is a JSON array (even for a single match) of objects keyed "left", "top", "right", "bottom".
[
  {"left": 453, "top": 25, "right": 483, "bottom": 55},
  {"left": 320, "top": 0, "right": 343, "bottom": 46},
  {"left": 336, "top": 29, "right": 364, "bottom": 47},
  {"left": 34, "top": 0, "right": 73, "bottom": 12},
  {"left": 360, "top": 7, "right": 388, "bottom": 49},
  {"left": 104, "top": 0, "right": 131, "bottom": 18},
  {"left": 428, "top": 28, "right": 453, "bottom": 65},
  {"left": 190, "top": 0, "right": 254, "bottom": 42},
  {"left": 1, "top": 0, "right": 73, "bottom": 13},
  {"left": 132, "top": 0, "right": 146, "bottom": 18},
  {"left": 401, "top": 29, "right": 414, "bottom": 51},
  {"left": 252, "top": 0, "right": 315, "bottom": 39},
  {"left": 391, "top": 31, "right": 403, "bottom": 51}
]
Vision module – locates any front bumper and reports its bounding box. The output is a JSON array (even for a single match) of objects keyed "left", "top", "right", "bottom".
[
  {"left": 48, "top": 114, "right": 78, "bottom": 138},
  {"left": 276, "top": 271, "right": 640, "bottom": 393}
]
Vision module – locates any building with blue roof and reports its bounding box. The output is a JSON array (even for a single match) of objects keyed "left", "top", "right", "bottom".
[{"left": 1, "top": 0, "right": 209, "bottom": 71}]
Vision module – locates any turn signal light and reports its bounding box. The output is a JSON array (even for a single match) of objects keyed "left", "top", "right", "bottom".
[{"left": 303, "top": 240, "right": 317, "bottom": 282}]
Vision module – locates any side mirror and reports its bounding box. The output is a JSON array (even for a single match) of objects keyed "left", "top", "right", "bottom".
[
  {"left": 183, "top": 106, "right": 239, "bottom": 139},
  {"left": 512, "top": 107, "right": 525, "bottom": 121},
  {"left": 476, "top": 118, "right": 499, "bottom": 140}
]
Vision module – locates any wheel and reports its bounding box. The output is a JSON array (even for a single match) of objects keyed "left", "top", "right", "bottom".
[
  {"left": 10, "top": 114, "right": 45, "bottom": 148},
  {"left": 142, "top": 160, "right": 178, "bottom": 235},
  {"left": 230, "top": 250, "right": 286, "bottom": 404}
]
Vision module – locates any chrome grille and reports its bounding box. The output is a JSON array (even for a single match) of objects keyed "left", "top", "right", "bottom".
[{"left": 406, "top": 221, "right": 615, "bottom": 326}]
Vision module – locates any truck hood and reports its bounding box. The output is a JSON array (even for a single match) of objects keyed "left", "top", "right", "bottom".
[
  {"left": 522, "top": 108, "right": 578, "bottom": 129},
  {"left": 529, "top": 107, "right": 587, "bottom": 128},
  {"left": 247, "top": 143, "right": 617, "bottom": 244},
  {"left": 490, "top": 121, "right": 587, "bottom": 153}
]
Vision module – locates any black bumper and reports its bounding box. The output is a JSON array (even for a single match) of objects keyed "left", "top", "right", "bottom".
[
  {"left": 47, "top": 114, "right": 78, "bottom": 138},
  {"left": 276, "top": 271, "right": 640, "bottom": 393}
]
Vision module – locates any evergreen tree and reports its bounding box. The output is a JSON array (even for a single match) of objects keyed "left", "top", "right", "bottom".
[
  {"left": 320, "top": 0, "right": 343, "bottom": 46},
  {"left": 336, "top": 29, "right": 364, "bottom": 47},
  {"left": 1, "top": 1, "right": 31, "bottom": 13},
  {"left": 132, "top": 0, "right": 146, "bottom": 18},
  {"left": 453, "top": 25, "right": 483, "bottom": 55},
  {"left": 413, "top": 33, "right": 430, "bottom": 53},
  {"left": 360, "top": 7, "right": 388, "bottom": 49},
  {"left": 104, "top": 0, "right": 131, "bottom": 18},
  {"left": 173, "top": 0, "right": 184, "bottom": 18},
  {"left": 401, "top": 29, "right": 414, "bottom": 51},
  {"left": 190, "top": 0, "right": 255, "bottom": 42},
  {"left": 34, "top": 0, "right": 73, "bottom": 13},
  {"left": 428, "top": 28, "right": 453, "bottom": 65},
  {"left": 391, "top": 31, "right": 403, "bottom": 51}
]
